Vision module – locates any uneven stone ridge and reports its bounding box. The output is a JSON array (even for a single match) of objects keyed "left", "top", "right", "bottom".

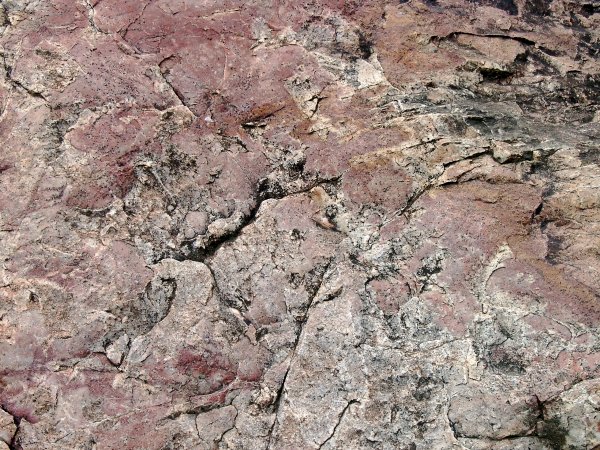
[{"left": 0, "top": 0, "right": 599, "bottom": 449}]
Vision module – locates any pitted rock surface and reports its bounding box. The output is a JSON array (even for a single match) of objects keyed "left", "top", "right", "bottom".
[{"left": 0, "top": 1, "right": 599, "bottom": 449}]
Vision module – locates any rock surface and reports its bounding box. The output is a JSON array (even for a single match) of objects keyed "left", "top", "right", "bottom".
[{"left": 0, "top": 0, "right": 599, "bottom": 449}]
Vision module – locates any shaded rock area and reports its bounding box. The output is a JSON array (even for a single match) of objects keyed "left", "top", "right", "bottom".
[{"left": 0, "top": 0, "right": 599, "bottom": 448}]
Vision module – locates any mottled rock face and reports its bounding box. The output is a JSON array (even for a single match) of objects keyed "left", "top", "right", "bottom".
[{"left": 0, "top": 0, "right": 599, "bottom": 449}]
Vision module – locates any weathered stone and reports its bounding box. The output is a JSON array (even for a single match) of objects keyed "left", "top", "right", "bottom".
[
  {"left": 0, "top": 0, "right": 599, "bottom": 448},
  {"left": 0, "top": 408, "right": 16, "bottom": 446},
  {"left": 448, "top": 387, "right": 539, "bottom": 439},
  {"left": 105, "top": 333, "right": 129, "bottom": 366}
]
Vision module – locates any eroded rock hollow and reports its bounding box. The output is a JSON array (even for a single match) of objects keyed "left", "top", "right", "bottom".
[{"left": 0, "top": 0, "right": 599, "bottom": 448}]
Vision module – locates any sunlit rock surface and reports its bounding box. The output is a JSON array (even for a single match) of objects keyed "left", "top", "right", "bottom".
[{"left": 0, "top": 0, "right": 599, "bottom": 448}]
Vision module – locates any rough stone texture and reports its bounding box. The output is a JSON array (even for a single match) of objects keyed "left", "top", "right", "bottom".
[{"left": 0, "top": 0, "right": 599, "bottom": 449}]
